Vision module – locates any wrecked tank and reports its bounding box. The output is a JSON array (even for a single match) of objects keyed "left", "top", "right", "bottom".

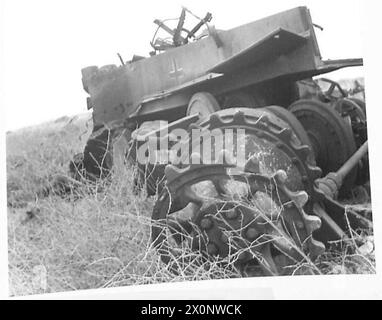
[{"left": 71, "top": 6, "right": 370, "bottom": 276}]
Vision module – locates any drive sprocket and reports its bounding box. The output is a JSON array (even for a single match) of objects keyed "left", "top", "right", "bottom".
[
  {"left": 186, "top": 107, "right": 323, "bottom": 204},
  {"left": 151, "top": 155, "right": 325, "bottom": 276}
]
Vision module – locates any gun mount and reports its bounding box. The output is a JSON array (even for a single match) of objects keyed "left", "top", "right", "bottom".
[{"left": 151, "top": 7, "right": 212, "bottom": 52}]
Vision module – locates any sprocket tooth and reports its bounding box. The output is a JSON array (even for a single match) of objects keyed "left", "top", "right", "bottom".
[
  {"left": 259, "top": 114, "right": 270, "bottom": 125},
  {"left": 273, "top": 171, "right": 312, "bottom": 203},
  {"left": 308, "top": 165, "right": 323, "bottom": 180},
  {"left": 290, "top": 191, "right": 309, "bottom": 208},
  {"left": 244, "top": 157, "right": 260, "bottom": 174},
  {"left": 232, "top": 110, "right": 246, "bottom": 124},
  {"left": 209, "top": 113, "right": 223, "bottom": 129},
  {"left": 273, "top": 170, "right": 288, "bottom": 184},
  {"left": 295, "top": 145, "right": 311, "bottom": 161},
  {"left": 307, "top": 239, "right": 326, "bottom": 258},
  {"left": 303, "top": 215, "right": 322, "bottom": 234},
  {"left": 267, "top": 227, "right": 304, "bottom": 264}
]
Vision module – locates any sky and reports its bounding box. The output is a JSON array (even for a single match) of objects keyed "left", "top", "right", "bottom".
[{"left": 1, "top": 0, "right": 365, "bottom": 131}]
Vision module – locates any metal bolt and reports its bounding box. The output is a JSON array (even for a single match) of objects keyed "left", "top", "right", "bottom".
[
  {"left": 246, "top": 227, "right": 260, "bottom": 240},
  {"left": 200, "top": 218, "right": 212, "bottom": 230}
]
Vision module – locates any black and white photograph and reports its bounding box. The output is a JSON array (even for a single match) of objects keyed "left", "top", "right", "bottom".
[{"left": 1, "top": 0, "right": 381, "bottom": 300}]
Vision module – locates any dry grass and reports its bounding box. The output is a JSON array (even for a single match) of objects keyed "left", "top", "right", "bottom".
[
  {"left": 6, "top": 115, "right": 375, "bottom": 296},
  {"left": 6, "top": 116, "right": 242, "bottom": 296}
]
